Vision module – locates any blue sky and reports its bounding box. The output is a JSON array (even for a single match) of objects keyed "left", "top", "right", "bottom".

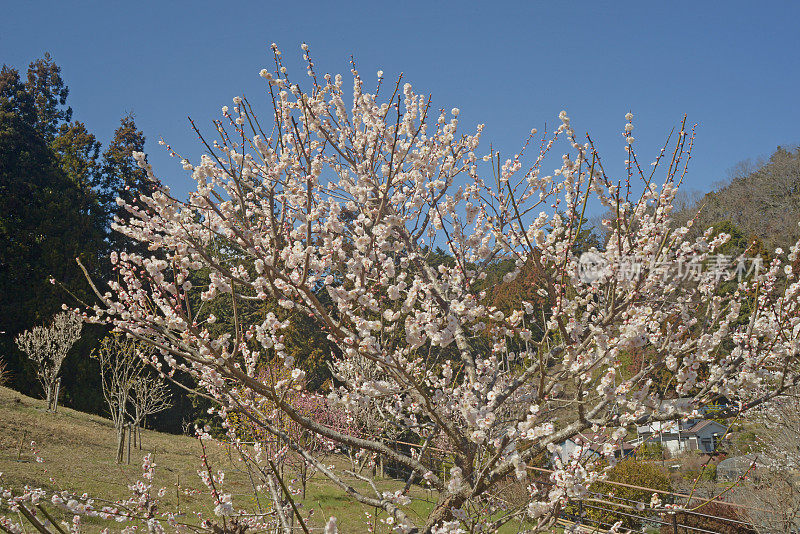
[{"left": 3, "top": 2, "right": 799, "bottom": 211}]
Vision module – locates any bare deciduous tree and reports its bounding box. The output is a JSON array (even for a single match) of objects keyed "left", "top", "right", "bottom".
[
  {"left": 15, "top": 312, "right": 82, "bottom": 411},
  {"left": 130, "top": 374, "right": 171, "bottom": 448},
  {"left": 735, "top": 392, "right": 800, "bottom": 533},
  {"left": 92, "top": 333, "right": 143, "bottom": 463},
  {"left": 0, "top": 357, "right": 9, "bottom": 387}
]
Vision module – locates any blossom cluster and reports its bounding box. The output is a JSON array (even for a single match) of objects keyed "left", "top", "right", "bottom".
[{"left": 69, "top": 44, "right": 800, "bottom": 532}]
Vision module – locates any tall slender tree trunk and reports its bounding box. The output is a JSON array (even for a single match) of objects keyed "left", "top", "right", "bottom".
[
  {"left": 45, "top": 381, "right": 53, "bottom": 412},
  {"left": 52, "top": 378, "right": 60, "bottom": 413},
  {"left": 115, "top": 405, "right": 126, "bottom": 463},
  {"left": 116, "top": 424, "right": 125, "bottom": 464}
]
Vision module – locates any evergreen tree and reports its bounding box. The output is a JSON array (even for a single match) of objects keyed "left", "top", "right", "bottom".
[
  {"left": 0, "top": 65, "right": 34, "bottom": 122},
  {"left": 0, "top": 110, "right": 99, "bottom": 400},
  {"left": 0, "top": 56, "right": 105, "bottom": 412},
  {"left": 51, "top": 121, "right": 101, "bottom": 192},
  {"left": 24, "top": 53, "right": 72, "bottom": 141},
  {"left": 100, "top": 114, "right": 157, "bottom": 252}
]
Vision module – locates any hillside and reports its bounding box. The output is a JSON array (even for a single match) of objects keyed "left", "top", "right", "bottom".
[
  {"left": 681, "top": 145, "right": 800, "bottom": 250},
  {"left": 0, "top": 386, "right": 254, "bottom": 530},
  {"left": 0, "top": 386, "right": 442, "bottom": 532}
]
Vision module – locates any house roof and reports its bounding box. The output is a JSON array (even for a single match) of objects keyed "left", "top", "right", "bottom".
[{"left": 687, "top": 419, "right": 727, "bottom": 434}]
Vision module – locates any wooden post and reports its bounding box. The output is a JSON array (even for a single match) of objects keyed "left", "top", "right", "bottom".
[
  {"left": 53, "top": 378, "right": 61, "bottom": 413},
  {"left": 176, "top": 473, "right": 180, "bottom": 510},
  {"left": 672, "top": 513, "right": 679, "bottom": 534},
  {"left": 127, "top": 423, "right": 132, "bottom": 464},
  {"left": 17, "top": 430, "right": 27, "bottom": 461}
]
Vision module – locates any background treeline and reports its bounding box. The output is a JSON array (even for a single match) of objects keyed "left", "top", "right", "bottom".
[
  {"left": 679, "top": 146, "right": 800, "bottom": 251},
  {"left": 0, "top": 54, "right": 190, "bottom": 428},
  {"left": 0, "top": 54, "right": 337, "bottom": 432},
  {"left": 2, "top": 54, "right": 798, "bottom": 433}
]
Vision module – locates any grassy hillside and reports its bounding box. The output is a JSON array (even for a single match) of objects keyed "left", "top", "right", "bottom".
[
  {"left": 0, "top": 387, "right": 549, "bottom": 533},
  {"left": 0, "top": 385, "right": 255, "bottom": 530},
  {"left": 0, "top": 387, "right": 452, "bottom": 532}
]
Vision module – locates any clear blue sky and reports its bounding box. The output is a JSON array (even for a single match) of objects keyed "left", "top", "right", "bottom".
[{"left": 3, "top": 1, "right": 799, "bottom": 209}]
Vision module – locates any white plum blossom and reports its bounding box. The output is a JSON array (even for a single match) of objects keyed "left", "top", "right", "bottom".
[{"left": 64, "top": 44, "right": 800, "bottom": 533}]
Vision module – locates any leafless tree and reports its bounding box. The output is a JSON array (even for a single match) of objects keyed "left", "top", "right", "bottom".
[
  {"left": 15, "top": 312, "right": 82, "bottom": 411},
  {"left": 0, "top": 357, "right": 9, "bottom": 387},
  {"left": 734, "top": 391, "right": 800, "bottom": 533},
  {"left": 129, "top": 375, "right": 171, "bottom": 448},
  {"left": 92, "top": 333, "right": 143, "bottom": 463},
  {"left": 677, "top": 146, "right": 800, "bottom": 250}
]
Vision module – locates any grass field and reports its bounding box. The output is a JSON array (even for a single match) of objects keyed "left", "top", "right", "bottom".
[
  {"left": 0, "top": 386, "right": 525, "bottom": 532},
  {"left": 0, "top": 387, "right": 558, "bottom": 533}
]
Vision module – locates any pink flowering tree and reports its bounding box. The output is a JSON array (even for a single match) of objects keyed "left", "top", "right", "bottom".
[
  {"left": 69, "top": 44, "right": 800, "bottom": 533},
  {"left": 228, "top": 361, "right": 355, "bottom": 499}
]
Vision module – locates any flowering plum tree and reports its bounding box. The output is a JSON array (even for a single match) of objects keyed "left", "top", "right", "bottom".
[
  {"left": 15, "top": 311, "right": 82, "bottom": 412},
  {"left": 70, "top": 44, "right": 800, "bottom": 533}
]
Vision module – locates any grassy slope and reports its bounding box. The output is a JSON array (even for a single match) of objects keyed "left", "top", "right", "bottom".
[
  {"left": 0, "top": 387, "right": 449, "bottom": 532},
  {"left": 0, "top": 387, "right": 544, "bottom": 533},
  {"left": 0, "top": 385, "right": 248, "bottom": 530}
]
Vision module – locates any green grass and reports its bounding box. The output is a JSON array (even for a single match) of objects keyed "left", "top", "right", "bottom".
[
  {"left": 0, "top": 387, "right": 441, "bottom": 532},
  {"left": 0, "top": 387, "right": 566, "bottom": 532},
  {"left": 0, "top": 386, "right": 244, "bottom": 530}
]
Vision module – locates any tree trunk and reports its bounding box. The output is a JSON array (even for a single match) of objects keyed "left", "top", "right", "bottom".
[
  {"left": 54, "top": 378, "right": 61, "bottom": 413},
  {"left": 116, "top": 425, "right": 125, "bottom": 464}
]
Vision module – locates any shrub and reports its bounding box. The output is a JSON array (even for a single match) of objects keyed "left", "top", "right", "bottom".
[
  {"left": 569, "top": 459, "right": 672, "bottom": 531},
  {"left": 639, "top": 442, "right": 666, "bottom": 461},
  {"left": 661, "top": 501, "right": 755, "bottom": 534},
  {"left": 0, "top": 357, "right": 9, "bottom": 387}
]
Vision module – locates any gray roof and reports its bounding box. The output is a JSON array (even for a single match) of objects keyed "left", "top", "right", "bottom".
[{"left": 687, "top": 419, "right": 727, "bottom": 434}]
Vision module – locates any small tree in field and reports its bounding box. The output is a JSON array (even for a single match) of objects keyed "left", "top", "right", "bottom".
[
  {"left": 93, "top": 332, "right": 143, "bottom": 463},
  {"left": 130, "top": 374, "right": 172, "bottom": 447},
  {"left": 94, "top": 333, "right": 172, "bottom": 460},
  {"left": 39, "top": 44, "right": 800, "bottom": 532},
  {"left": 15, "top": 311, "right": 82, "bottom": 411}
]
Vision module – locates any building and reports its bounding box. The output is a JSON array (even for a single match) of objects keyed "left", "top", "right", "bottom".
[
  {"left": 636, "top": 418, "right": 728, "bottom": 455},
  {"left": 554, "top": 431, "right": 637, "bottom": 464}
]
